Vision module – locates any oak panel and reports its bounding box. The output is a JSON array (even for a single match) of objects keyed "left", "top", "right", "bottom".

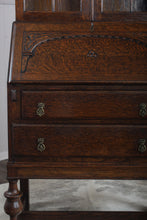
[
  {"left": 12, "top": 124, "right": 147, "bottom": 159},
  {"left": 22, "top": 91, "right": 147, "bottom": 120}
]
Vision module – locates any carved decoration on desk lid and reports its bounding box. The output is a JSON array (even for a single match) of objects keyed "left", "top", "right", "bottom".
[
  {"left": 87, "top": 50, "right": 98, "bottom": 57},
  {"left": 21, "top": 32, "right": 147, "bottom": 74},
  {"left": 23, "top": 32, "right": 56, "bottom": 51},
  {"left": 21, "top": 55, "right": 32, "bottom": 73},
  {"left": 23, "top": 32, "right": 147, "bottom": 53}
]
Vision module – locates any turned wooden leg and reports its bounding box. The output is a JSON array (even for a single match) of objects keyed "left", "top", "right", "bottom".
[
  {"left": 4, "top": 179, "right": 23, "bottom": 220},
  {"left": 20, "top": 179, "right": 29, "bottom": 211}
]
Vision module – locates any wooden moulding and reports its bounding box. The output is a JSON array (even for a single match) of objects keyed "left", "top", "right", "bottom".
[
  {"left": 15, "top": 0, "right": 147, "bottom": 22},
  {"left": 7, "top": 162, "right": 147, "bottom": 179},
  {"left": 18, "top": 211, "right": 147, "bottom": 220}
]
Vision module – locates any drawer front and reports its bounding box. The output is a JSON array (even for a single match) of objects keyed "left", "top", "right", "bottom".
[
  {"left": 22, "top": 91, "right": 147, "bottom": 120},
  {"left": 13, "top": 125, "right": 147, "bottom": 158}
]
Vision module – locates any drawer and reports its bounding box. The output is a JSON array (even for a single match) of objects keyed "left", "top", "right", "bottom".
[
  {"left": 22, "top": 91, "right": 147, "bottom": 120},
  {"left": 13, "top": 125, "right": 147, "bottom": 159}
]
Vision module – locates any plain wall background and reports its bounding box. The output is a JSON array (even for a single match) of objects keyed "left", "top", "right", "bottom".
[{"left": 0, "top": 0, "right": 15, "bottom": 160}]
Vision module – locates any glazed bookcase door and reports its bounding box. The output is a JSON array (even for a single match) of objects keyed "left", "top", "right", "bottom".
[
  {"left": 102, "top": 0, "right": 147, "bottom": 12},
  {"left": 16, "top": 0, "right": 91, "bottom": 21},
  {"left": 24, "top": 0, "right": 80, "bottom": 12},
  {"left": 94, "top": 0, "right": 147, "bottom": 21}
]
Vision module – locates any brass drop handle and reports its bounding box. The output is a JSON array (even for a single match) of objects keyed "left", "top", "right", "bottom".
[
  {"left": 138, "top": 139, "right": 146, "bottom": 153},
  {"left": 36, "top": 103, "right": 45, "bottom": 117},
  {"left": 37, "top": 138, "right": 46, "bottom": 152},
  {"left": 139, "top": 103, "right": 147, "bottom": 117}
]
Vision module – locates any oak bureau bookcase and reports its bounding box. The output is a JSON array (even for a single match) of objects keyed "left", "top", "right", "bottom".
[{"left": 4, "top": 0, "right": 147, "bottom": 219}]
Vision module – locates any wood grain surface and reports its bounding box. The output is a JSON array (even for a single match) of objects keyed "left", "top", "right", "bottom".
[
  {"left": 5, "top": 1, "right": 147, "bottom": 220},
  {"left": 12, "top": 124, "right": 147, "bottom": 159},
  {"left": 18, "top": 211, "right": 147, "bottom": 220},
  {"left": 21, "top": 91, "right": 147, "bottom": 120},
  {"left": 16, "top": 0, "right": 147, "bottom": 21}
]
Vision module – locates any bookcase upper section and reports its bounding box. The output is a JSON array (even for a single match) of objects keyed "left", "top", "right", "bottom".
[{"left": 16, "top": 0, "right": 147, "bottom": 22}]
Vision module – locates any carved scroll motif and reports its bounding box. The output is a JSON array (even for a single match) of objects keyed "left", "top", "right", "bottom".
[
  {"left": 21, "top": 31, "right": 147, "bottom": 73},
  {"left": 21, "top": 55, "right": 31, "bottom": 73}
]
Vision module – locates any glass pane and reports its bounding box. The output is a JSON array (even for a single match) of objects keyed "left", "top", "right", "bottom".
[
  {"left": 24, "top": 0, "right": 81, "bottom": 12},
  {"left": 102, "top": 0, "right": 147, "bottom": 12},
  {"left": 131, "top": 0, "right": 147, "bottom": 11}
]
